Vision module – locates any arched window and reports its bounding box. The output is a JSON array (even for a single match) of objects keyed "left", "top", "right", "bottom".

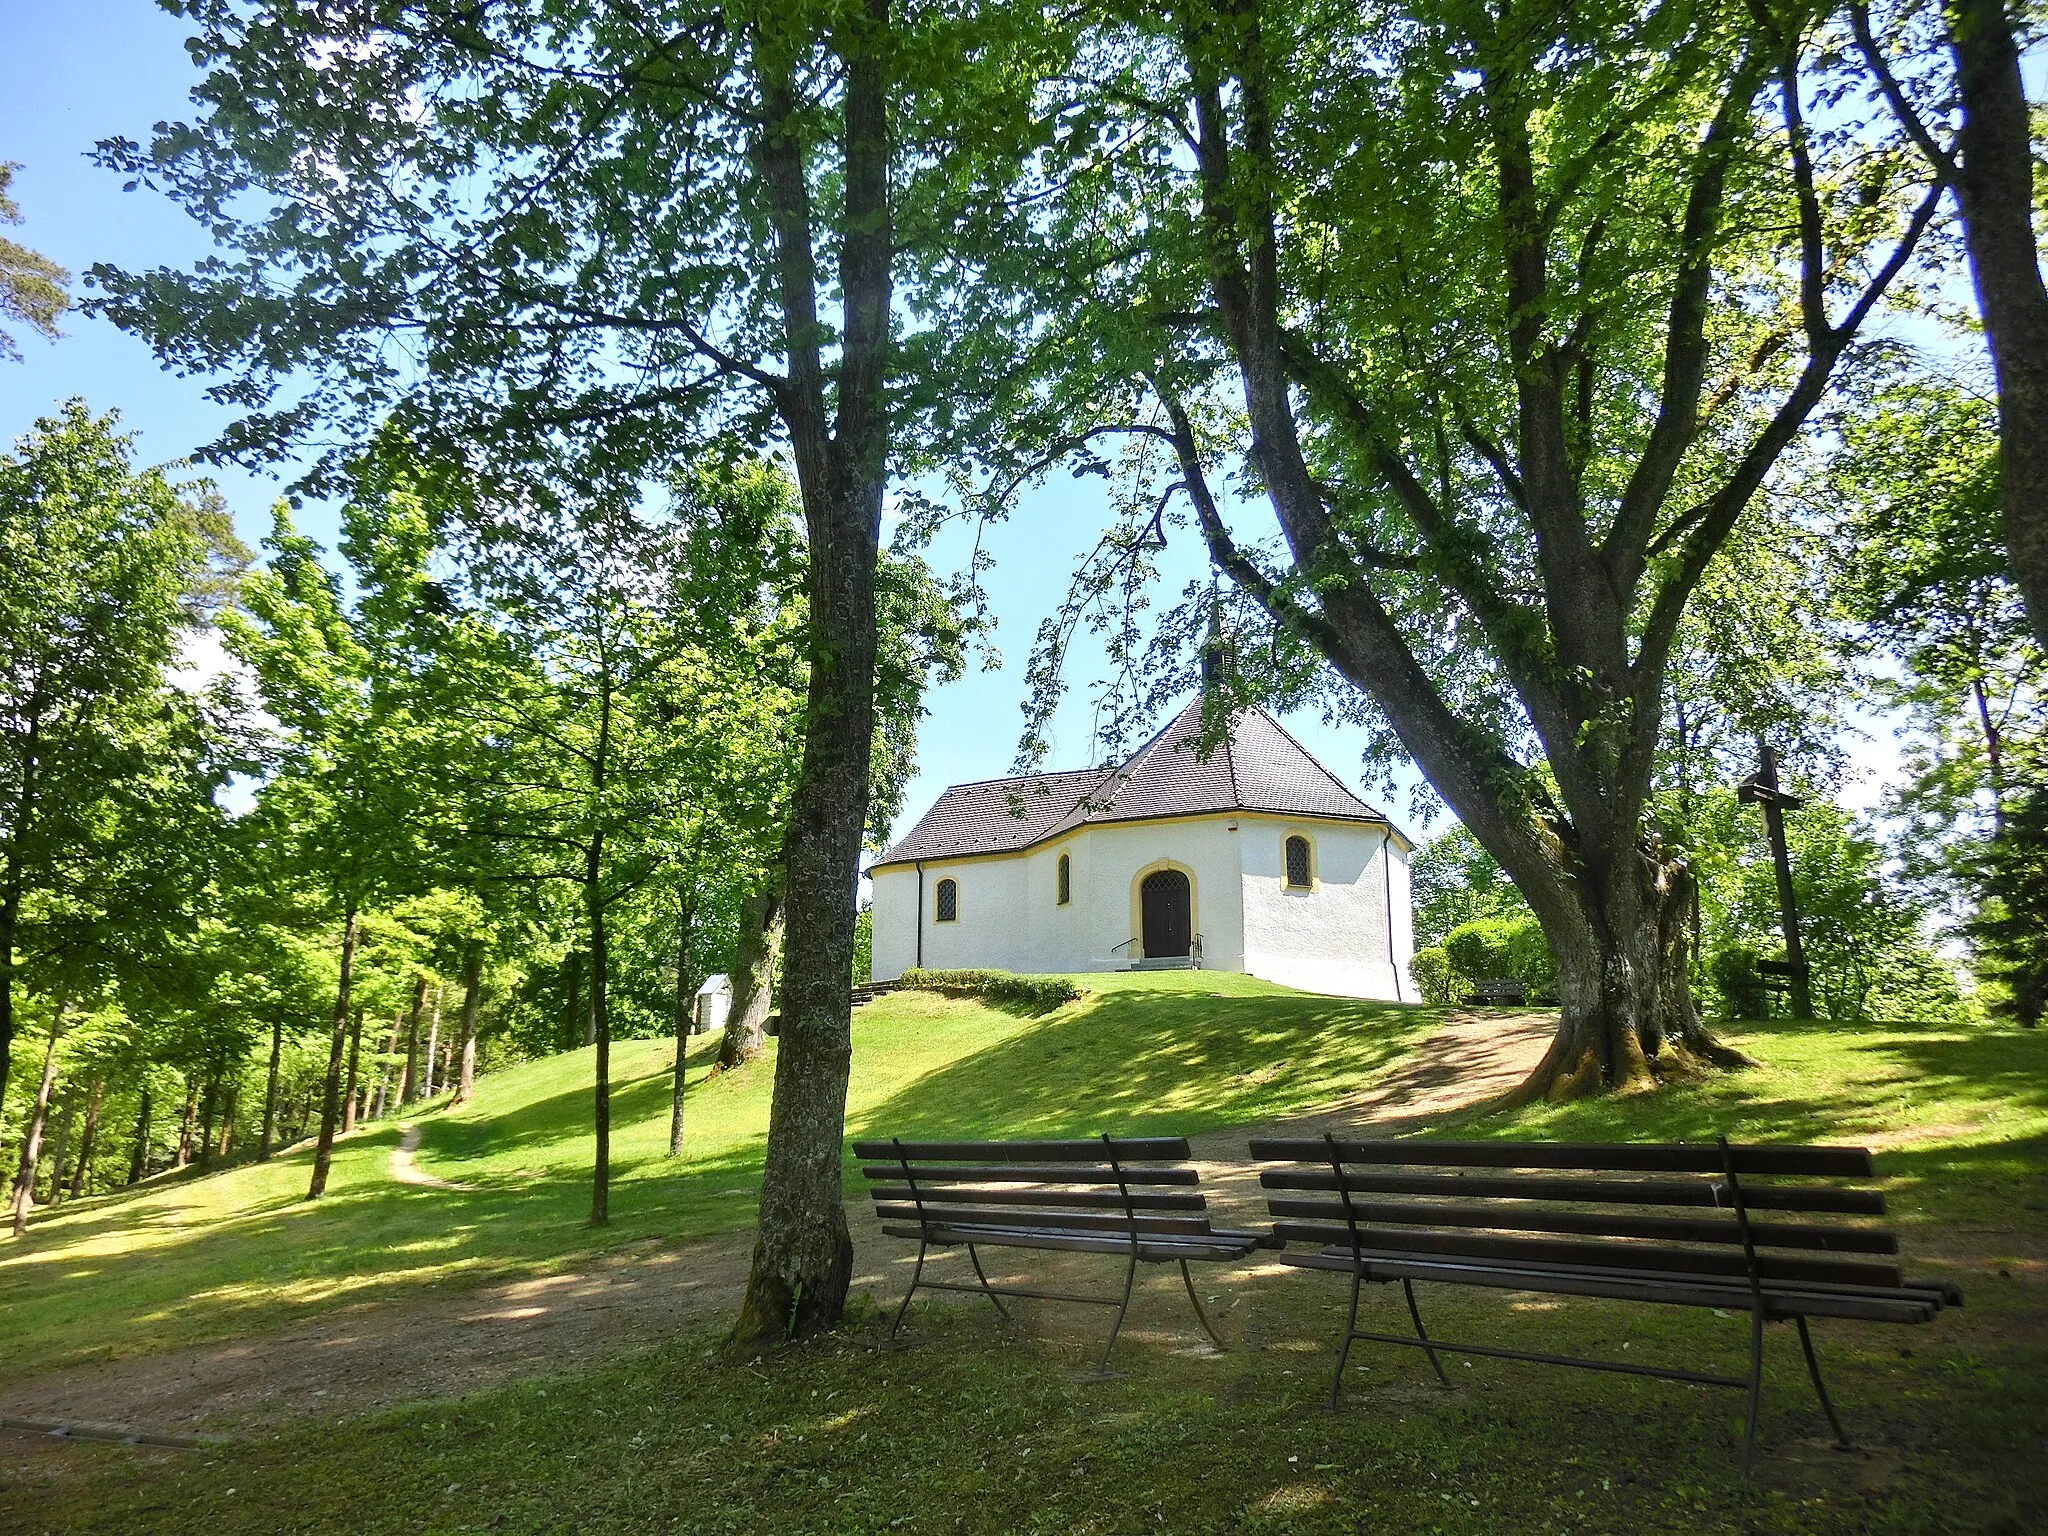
[
  {"left": 935, "top": 877, "right": 958, "bottom": 922},
  {"left": 1057, "top": 852, "right": 1071, "bottom": 906},
  {"left": 1285, "top": 835, "right": 1313, "bottom": 889}
]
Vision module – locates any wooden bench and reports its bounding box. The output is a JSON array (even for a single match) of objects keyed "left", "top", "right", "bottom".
[
  {"left": 856, "top": 1135, "right": 1277, "bottom": 1373},
  {"left": 1251, "top": 1135, "right": 1961, "bottom": 1471},
  {"left": 1462, "top": 978, "right": 1527, "bottom": 1007}
]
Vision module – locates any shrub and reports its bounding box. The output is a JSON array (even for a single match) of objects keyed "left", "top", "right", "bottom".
[
  {"left": 1409, "top": 947, "right": 1456, "bottom": 1006},
  {"left": 895, "top": 968, "right": 1083, "bottom": 1014},
  {"left": 1442, "top": 918, "right": 1518, "bottom": 986},
  {"left": 1710, "top": 944, "right": 1767, "bottom": 1020},
  {"left": 1503, "top": 916, "right": 1558, "bottom": 997}
]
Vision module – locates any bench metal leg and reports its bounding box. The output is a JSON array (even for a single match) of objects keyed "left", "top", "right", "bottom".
[
  {"left": 1740, "top": 1308, "right": 1765, "bottom": 1476},
  {"left": 888, "top": 1240, "right": 929, "bottom": 1342},
  {"left": 1177, "top": 1258, "right": 1228, "bottom": 1352},
  {"left": 965, "top": 1244, "right": 1014, "bottom": 1324},
  {"left": 1329, "top": 1264, "right": 1365, "bottom": 1408},
  {"left": 1403, "top": 1279, "right": 1451, "bottom": 1388},
  {"left": 1796, "top": 1316, "right": 1852, "bottom": 1450},
  {"left": 1089, "top": 1250, "right": 1141, "bottom": 1377}
]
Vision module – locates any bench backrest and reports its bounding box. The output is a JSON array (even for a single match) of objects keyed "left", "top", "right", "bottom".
[
  {"left": 854, "top": 1136, "right": 1213, "bottom": 1241},
  {"left": 1249, "top": 1136, "right": 1901, "bottom": 1291}
]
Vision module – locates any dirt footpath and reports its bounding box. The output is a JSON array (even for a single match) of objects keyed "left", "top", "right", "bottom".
[{"left": 0, "top": 1010, "right": 1553, "bottom": 1442}]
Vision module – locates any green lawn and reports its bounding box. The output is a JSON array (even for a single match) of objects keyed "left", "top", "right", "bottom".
[
  {"left": 9, "top": 1009, "right": 2046, "bottom": 1534},
  {"left": 0, "top": 974, "right": 1432, "bottom": 1380}
]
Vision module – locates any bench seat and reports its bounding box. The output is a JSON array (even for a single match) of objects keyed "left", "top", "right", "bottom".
[
  {"left": 1253, "top": 1134, "right": 1960, "bottom": 1473},
  {"left": 859, "top": 1134, "right": 1259, "bottom": 1371}
]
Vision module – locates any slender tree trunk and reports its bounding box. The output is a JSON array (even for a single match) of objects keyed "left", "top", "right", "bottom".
[
  {"left": 423, "top": 984, "right": 443, "bottom": 1098},
  {"left": 400, "top": 975, "right": 427, "bottom": 1105},
  {"left": 561, "top": 950, "right": 583, "bottom": 1054},
  {"left": 175, "top": 1078, "right": 199, "bottom": 1167},
  {"left": 1944, "top": 0, "right": 2048, "bottom": 652},
  {"left": 731, "top": 9, "right": 893, "bottom": 1345},
  {"left": 342, "top": 1006, "right": 364, "bottom": 1134},
  {"left": 196, "top": 1064, "right": 221, "bottom": 1171},
  {"left": 371, "top": 1009, "right": 400, "bottom": 1119},
  {"left": 259, "top": 1014, "right": 286, "bottom": 1158},
  {"left": 45, "top": 1083, "right": 77, "bottom": 1205},
  {"left": 587, "top": 844, "right": 611, "bottom": 1227},
  {"left": 308, "top": 902, "right": 360, "bottom": 1200},
  {"left": 669, "top": 892, "right": 695, "bottom": 1158},
  {"left": 9, "top": 1004, "right": 66, "bottom": 1236},
  {"left": 215, "top": 1080, "right": 238, "bottom": 1160},
  {"left": 0, "top": 866, "right": 23, "bottom": 1121},
  {"left": 69, "top": 1078, "right": 102, "bottom": 1199},
  {"left": 127, "top": 1085, "right": 152, "bottom": 1185},
  {"left": 454, "top": 941, "right": 483, "bottom": 1106},
  {"left": 719, "top": 881, "right": 784, "bottom": 1070}
]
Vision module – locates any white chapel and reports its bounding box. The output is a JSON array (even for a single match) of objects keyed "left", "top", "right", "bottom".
[{"left": 868, "top": 698, "right": 1416, "bottom": 1000}]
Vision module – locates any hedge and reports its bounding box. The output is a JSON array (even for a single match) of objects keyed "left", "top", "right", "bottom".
[{"left": 894, "top": 968, "right": 1084, "bottom": 1014}]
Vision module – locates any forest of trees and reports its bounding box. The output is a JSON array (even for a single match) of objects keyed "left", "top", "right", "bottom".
[{"left": 0, "top": 0, "right": 2041, "bottom": 1347}]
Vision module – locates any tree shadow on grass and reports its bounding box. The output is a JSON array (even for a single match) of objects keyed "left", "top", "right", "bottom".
[{"left": 850, "top": 988, "right": 1433, "bottom": 1144}]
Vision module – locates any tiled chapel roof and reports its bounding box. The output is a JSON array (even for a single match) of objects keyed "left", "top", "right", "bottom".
[{"left": 872, "top": 698, "right": 1393, "bottom": 869}]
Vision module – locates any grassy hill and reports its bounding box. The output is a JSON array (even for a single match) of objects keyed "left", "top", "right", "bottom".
[{"left": 0, "top": 972, "right": 1434, "bottom": 1379}]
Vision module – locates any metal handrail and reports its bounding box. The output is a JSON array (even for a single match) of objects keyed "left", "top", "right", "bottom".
[{"left": 1109, "top": 937, "right": 1139, "bottom": 958}]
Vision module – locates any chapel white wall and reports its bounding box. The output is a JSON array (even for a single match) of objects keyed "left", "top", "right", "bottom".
[{"left": 1238, "top": 816, "right": 1413, "bottom": 1001}]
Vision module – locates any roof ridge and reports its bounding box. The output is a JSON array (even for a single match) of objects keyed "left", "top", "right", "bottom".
[{"left": 929, "top": 763, "right": 1109, "bottom": 794}]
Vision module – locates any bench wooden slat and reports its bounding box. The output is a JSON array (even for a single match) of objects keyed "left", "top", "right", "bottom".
[
  {"left": 881, "top": 1222, "right": 1264, "bottom": 1260},
  {"left": 867, "top": 1185, "right": 1208, "bottom": 1212},
  {"left": 1263, "top": 1197, "right": 1899, "bottom": 1253},
  {"left": 1257, "top": 1167, "right": 1887, "bottom": 1216},
  {"left": 1251, "top": 1137, "right": 1873, "bottom": 1178},
  {"left": 873, "top": 1203, "right": 1218, "bottom": 1237},
  {"left": 853, "top": 1137, "right": 1190, "bottom": 1162},
  {"left": 859, "top": 1163, "right": 1202, "bottom": 1187},
  {"left": 1271, "top": 1220, "right": 1903, "bottom": 1289},
  {"left": 1277, "top": 1250, "right": 1943, "bottom": 1325}
]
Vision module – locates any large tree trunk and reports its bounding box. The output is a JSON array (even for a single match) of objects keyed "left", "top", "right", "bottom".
[
  {"left": 8, "top": 1004, "right": 65, "bottom": 1236},
  {"left": 400, "top": 974, "right": 428, "bottom": 1105},
  {"left": 69, "top": 1077, "right": 103, "bottom": 1199},
  {"left": 259, "top": 1014, "right": 285, "bottom": 1158},
  {"left": 126, "top": 1085, "right": 152, "bottom": 1185},
  {"left": 560, "top": 949, "right": 583, "bottom": 1054},
  {"left": 307, "top": 903, "right": 359, "bottom": 1200},
  {"left": 1945, "top": 0, "right": 2048, "bottom": 652},
  {"left": 454, "top": 941, "right": 483, "bottom": 1105},
  {"left": 718, "top": 880, "right": 783, "bottom": 1070}
]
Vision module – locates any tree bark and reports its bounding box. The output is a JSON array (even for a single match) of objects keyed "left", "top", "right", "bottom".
[
  {"left": 719, "top": 880, "right": 783, "bottom": 1070},
  {"left": 126, "top": 1085, "right": 151, "bottom": 1185},
  {"left": 669, "top": 891, "right": 695, "bottom": 1157},
  {"left": 371, "top": 1009, "right": 400, "bottom": 1119},
  {"left": 342, "top": 1005, "right": 364, "bottom": 1133},
  {"left": 259, "top": 1014, "right": 285, "bottom": 1158},
  {"left": 196, "top": 1063, "right": 221, "bottom": 1171},
  {"left": 68, "top": 1077, "right": 102, "bottom": 1199},
  {"left": 400, "top": 974, "right": 428, "bottom": 1105},
  {"left": 215, "top": 1079, "right": 238, "bottom": 1160},
  {"left": 731, "top": 4, "right": 891, "bottom": 1344},
  {"left": 454, "top": 941, "right": 483, "bottom": 1105},
  {"left": 9, "top": 1004, "right": 65, "bottom": 1236},
  {"left": 1944, "top": 0, "right": 2048, "bottom": 652},
  {"left": 307, "top": 902, "right": 359, "bottom": 1200}
]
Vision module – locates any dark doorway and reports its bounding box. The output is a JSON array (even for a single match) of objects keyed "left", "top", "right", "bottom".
[{"left": 1140, "top": 869, "right": 1192, "bottom": 958}]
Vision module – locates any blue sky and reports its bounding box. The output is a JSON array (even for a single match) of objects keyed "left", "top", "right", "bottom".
[{"left": 2, "top": 1, "right": 1925, "bottom": 847}]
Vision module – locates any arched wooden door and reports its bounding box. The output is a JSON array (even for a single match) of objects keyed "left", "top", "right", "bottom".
[{"left": 1140, "top": 869, "right": 1192, "bottom": 958}]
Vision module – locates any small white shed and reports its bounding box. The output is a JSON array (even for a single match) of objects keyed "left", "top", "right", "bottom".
[{"left": 693, "top": 973, "right": 731, "bottom": 1036}]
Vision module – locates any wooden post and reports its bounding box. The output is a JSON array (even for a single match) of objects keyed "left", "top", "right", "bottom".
[{"left": 1738, "top": 744, "right": 1814, "bottom": 1020}]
